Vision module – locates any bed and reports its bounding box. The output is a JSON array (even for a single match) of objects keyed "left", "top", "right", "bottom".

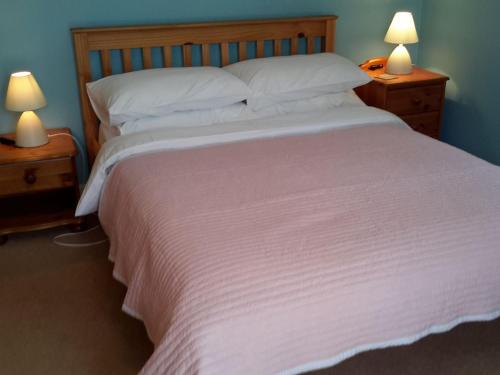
[{"left": 72, "top": 16, "right": 500, "bottom": 374}]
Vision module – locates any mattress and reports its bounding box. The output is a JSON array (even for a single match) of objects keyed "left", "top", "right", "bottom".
[{"left": 81, "top": 107, "right": 500, "bottom": 374}]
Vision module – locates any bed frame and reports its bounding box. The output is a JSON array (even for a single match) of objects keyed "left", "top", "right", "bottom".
[{"left": 72, "top": 16, "right": 338, "bottom": 166}]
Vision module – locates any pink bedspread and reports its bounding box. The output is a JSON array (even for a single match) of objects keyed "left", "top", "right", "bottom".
[{"left": 99, "top": 123, "right": 500, "bottom": 374}]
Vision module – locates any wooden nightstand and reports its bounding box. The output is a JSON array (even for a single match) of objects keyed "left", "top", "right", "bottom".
[
  {"left": 355, "top": 67, "right": 449, "bottom": 139},
  {"left": 0, "top": 128, "right": 84, "bottom": 244}
]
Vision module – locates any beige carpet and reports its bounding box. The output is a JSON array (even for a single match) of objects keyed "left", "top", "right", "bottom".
[{"left": 1, "top": 227, "right": 499, "bottom": 375}]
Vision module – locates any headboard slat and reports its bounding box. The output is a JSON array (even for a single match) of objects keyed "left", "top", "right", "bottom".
[
  {"left": 122, "top": 48, "right": 133, "bottom": 72},
  {"left": 201, "top": 44, "right": 211, "bottom": 66},
  {"left": 307, "top": 37, "right": 315, "bottom": 54},
  {"left": 274, "top": 40, "right": 282, "bottom": 56},
  {"left": 239, "top": 42, "right": 247, "bottom": 61},
  {"left": 182, "top": 44, "right": 193, "bottom": 66},
  {"left": 256, "top": 40, "right": 265, "bottom": 58},
  {"left": 162, "top": 46, "right": 173, "bottom": 67},
  {"left": 142, "top": 47, "right": 153, "bottom": 69},
  {"left": 72, "top": 16, "right": 338, "bottom": 166},
  {"left": 291, "top": 37, "right": 298, "bottom": 54},
  {"left": 100, "top": 50, "right": 112, "bottom": 76},
  {"left": 220, "top": 42, "right": 230, "bottom": 66}
]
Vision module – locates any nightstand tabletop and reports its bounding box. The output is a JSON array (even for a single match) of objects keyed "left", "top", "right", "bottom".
[
  {"left": 365, "top": 67, "right": 449, "bottom": 88},
  {"left": 0, "top": 128, "right": 76, "bottom": 164}
]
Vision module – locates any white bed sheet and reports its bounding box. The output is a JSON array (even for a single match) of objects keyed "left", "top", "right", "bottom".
[{"left": 96, "top": 90, "right": 366, "bottom": 145}]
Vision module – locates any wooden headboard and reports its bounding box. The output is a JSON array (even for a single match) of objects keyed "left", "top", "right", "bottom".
[{"left": 72, "top": 15, "right": 338, "bottom": 166}]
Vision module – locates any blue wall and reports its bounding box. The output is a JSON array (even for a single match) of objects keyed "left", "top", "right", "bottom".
[
  {"left": 3, "top": 1, "right": 498, "bottom": 172},
  {"left": 418, "top": 0, "right": 500, "bottom": 165},
  {"left": 0, "top": 0, "right": 421, "bottom": 167}
]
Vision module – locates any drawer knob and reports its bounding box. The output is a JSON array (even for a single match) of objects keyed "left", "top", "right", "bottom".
[
  {"left": 24, "top": 170, "right": 37, "bottom": 185},
  {"left": 412, "top": 98, "right": 423, "bottom": 105}
]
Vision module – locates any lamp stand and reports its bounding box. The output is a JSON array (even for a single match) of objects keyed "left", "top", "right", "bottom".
[
  {"left": 386, "top": 44, "right": 413, "bottom": 75},
  {"left": 15, "top": 111, "right": 48, "bottom": 147}
]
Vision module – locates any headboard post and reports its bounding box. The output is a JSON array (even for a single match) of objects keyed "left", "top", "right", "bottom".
[
  {"left": 325, "top": 18, "right": 336, "bottom": 52},
  {"left": 73, "top": 32, "right": 100, "bottom": 165},
  {"left": 72, "top": 15, "right": 338, "bottom": 167}
]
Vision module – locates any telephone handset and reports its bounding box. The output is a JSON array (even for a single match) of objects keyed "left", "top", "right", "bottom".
[{"left": 359, "top": 57, "right": 388, "bottom": 72}]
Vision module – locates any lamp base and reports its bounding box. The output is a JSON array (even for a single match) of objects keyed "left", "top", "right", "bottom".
[
  {"left": 386, "top": 44, "right": 413, "bottom": 75},
  {"left": 15, "top": 111, "right": 48, "bottom": 148}
]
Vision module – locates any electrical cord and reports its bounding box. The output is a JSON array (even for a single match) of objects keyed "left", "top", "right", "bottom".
[
  {"left": 52, "top": 225, "right": 109, "bottom": 247},
  {"left": 48, "top": 132, "right": 87, "bottom": 174}
]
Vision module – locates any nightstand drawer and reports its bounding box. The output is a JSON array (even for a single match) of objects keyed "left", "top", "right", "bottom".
[
  {"left": 386, "top": 85, "right": 443, "bottom": 115},
  {"left": 401, "top": 112, "right": 440, "bottom": 139},
  {"left": 0, "top": 158, "right": 74, "bottom": 197}
]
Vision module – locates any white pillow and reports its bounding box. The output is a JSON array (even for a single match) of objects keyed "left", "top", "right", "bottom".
[
  {"left": 223, "top": 53, "right": 371, "bottom": 111},
  {"left": 87, "top": 67, "right": 251, "bottom": 126}
]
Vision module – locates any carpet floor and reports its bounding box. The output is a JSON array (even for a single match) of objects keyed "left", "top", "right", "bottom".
[{"left": 1, "top": 227, "right": 499, "bottom": 375}]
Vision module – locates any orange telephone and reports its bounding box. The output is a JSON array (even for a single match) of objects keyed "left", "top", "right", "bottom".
[{"left": 359, "top": 57, "right": 388, "bottom": 72}]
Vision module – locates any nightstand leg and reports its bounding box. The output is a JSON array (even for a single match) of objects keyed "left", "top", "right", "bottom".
[{"left": 0, "top": 235, "right": 7, "bottom": 246}]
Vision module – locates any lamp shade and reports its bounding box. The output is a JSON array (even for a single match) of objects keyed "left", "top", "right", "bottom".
[
  {"left": 5, "top": 71, "right": 47, "bottom": 112},
  {"left": 384, "top": 12, "right": 419, "bottom": 45}
]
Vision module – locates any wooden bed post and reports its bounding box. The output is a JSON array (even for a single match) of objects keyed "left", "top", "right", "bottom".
[{"left": 72, "top": 32, "right": 100, "bottom": 166}]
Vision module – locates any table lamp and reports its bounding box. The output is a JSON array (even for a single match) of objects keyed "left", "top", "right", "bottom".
[
  {"left": 5, "top": 71, "right": 48, "bottom": 147},
  {"left": 384, "top": 12, "right": 419, "bottom": 75}
]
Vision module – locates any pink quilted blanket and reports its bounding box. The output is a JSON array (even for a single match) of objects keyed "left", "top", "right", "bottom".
[{"left": 99, "top": 123, "right": 500, "bottom": 374}]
